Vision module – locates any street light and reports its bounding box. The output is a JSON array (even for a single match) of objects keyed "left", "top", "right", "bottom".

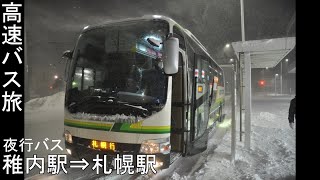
[
  {"left": 54, "top": 75, "right": 58, "bottom": 79},
  {"left": 285, "top": 59, "right": 289, "bottom": 62},
  {"left": 230, "top": 58, "right": 234, "bottom": 63},
  {"left": 266, "top": 67, "right": 268, "bottom": 70},
  {"left": 225, "top": 43, "right": 230, "bottom": 48}
]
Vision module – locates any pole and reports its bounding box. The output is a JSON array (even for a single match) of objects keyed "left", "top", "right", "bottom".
[
  {"left": 234, "top": 59, "right": 237, "bottom": 106},
  {"left": 240, "top": 0, "right": 245, "bottom": 143},
  {"left": 239, "top": 53, "right": 243, "bottom": 142},
  {"left": 274, "top": 75, "right": 277, "bottom": 95},
  {"left": 244, "top": 52, "right": 251, "bottom": 150},
  {"left": 241, "top": 0, "right": 250, "bottom": 147},
  {"left": 280, "top": 61, "right": 283, "bottom": 94},
  {"left": 240, "top": 0, "right": 245, "bottom": 42},
  {"left": 231, "top": 64, "right": 236, "bottom": 163}
]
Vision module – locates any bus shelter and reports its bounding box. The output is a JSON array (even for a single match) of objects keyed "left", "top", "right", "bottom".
[
  {"left": 225, "top": 37, "right": 295, "bottom": 162},
  {"left": 232, "top": 37, "right": 296, "bottom": 149}
]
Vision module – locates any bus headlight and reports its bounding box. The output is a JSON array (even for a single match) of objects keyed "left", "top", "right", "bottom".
[
  {"left": 64, "top": 130, "right": 73, "bottom": 144},
  {"left": 139, "top": 138, "right": 171, "bottom": 154},
  {"left": 140, "top": 141, "right": 160, "bottom": 154}
]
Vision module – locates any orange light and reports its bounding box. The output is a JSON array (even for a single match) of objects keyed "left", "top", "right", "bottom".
[
  {"left": 109, "top": 142, "right": 115, "bottom": 151},
  {"left": 100, "top": 141, "right": 107, "bottom": 149},
  {"left": 92, "top": 140, "right": 99, "bottom": 148},
  {"left": 91, "top": 140, "right": 116, "bottom": 151},
  {"left": 198, "top": 86, "right": 203, "bottom": 93},
  {"left": 163, "top": 145, "right": 170, "bottom": 151},
  {"left": 259, "top": 80, "right": 265, "bottom": 86}
]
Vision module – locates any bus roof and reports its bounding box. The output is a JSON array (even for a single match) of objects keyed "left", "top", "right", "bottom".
[{"left": 82, "top": 15, "right": 222, "bottom": 71}]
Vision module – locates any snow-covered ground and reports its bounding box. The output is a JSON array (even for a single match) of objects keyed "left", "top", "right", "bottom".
[
  {"left": 25, "top": 92, "right": 295, "bottom": 180},
  {"left": 149, "top": 95, "right": 296, "bottom": 180}
]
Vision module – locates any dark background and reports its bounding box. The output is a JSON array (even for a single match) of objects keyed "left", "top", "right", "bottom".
[{"left": 25, "top": 0, "right": 296, "bottom": 99}]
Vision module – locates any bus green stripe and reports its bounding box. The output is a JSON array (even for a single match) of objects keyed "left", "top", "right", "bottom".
[
  {"left": 111, "top": 123, "right": 171, "bottom": 134},
  {"left": 64, "top": 119, "right": 112, "bottom": 131},
  {"left": 64, "top": 122, "right": 112, "bottom": 131},
  {"left": 65, "top": 119, "right": 170, "bottom": 134},
  {"left": 117, "top": 129, "right": 170, "bottom": 134},
  {"left": 111, "top": 123, "right": 123, "bottom": 132}
]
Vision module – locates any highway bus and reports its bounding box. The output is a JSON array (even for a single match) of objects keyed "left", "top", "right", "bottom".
[{"left": 62, "top": 15, "right": 225, "bottom": 170}]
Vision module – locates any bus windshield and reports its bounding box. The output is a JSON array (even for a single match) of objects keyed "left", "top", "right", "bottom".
[{"left": 66, "top": 20, "right": 169, "bottom": 117}]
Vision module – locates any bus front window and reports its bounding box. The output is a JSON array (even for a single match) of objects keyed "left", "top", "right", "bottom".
[{"left": 66, "top": 20, "right": 169, "bottom": 118}]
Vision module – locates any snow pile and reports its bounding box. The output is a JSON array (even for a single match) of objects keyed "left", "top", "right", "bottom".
[
  {"left": 201, "top": 115, "right": 294, "bottom": 179},
  {"left": 25, "top": 91, "right": 65, "bottom": 112},
  {"left": 71, "top": 112, "right": 143, "bottom": 123},
  {"left": 25, "top": 92, "right": 144, "bottom": 123},
  {"left": 152, "top": 97, "right": 295, "bottom": 180}
]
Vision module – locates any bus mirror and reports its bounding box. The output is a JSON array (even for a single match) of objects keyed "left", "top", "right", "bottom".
[
  {"left": 62, "top": 50, "right": 72, "bottom": 82},
  {"left": 64, "top": 60, "right": 70, "bottom": 82},
  {"left": 163, "top": 37, "right": 179, "bottom": 75},
  {"left": 62, "top": 50, "right": 73, "bottom": 60}
]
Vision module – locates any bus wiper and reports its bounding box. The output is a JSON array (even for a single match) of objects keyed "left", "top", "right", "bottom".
[
  {"left": 122, "top": 103, "right": 150, "bottom": 117},
  {"left": 106, "top": 102, "right": 151, "bottom": 117},
  {"left": 123, "top": 104, "right": 147, "bottom": 111},
  {"left": 68, "top": 95, "right": 119, "bottom": 110},
  {"left": 68, "top": 96, "right": 150, "bottom": 117}
]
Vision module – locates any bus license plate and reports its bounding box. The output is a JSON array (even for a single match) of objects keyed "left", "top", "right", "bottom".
[{"left": 91, "top": 140, "right": 116, "bottom": 151}]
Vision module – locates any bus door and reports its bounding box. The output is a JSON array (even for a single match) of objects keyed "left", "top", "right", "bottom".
[
  {"left": 171, "top": 51, "right": 187, "bottom": 153},
  {"left": 189, "top": 54, "right": 211, "bottom": 154}
]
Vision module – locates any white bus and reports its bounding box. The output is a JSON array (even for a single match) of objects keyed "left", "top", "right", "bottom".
[{"left": 62, "top": 15, "right": 225, "bottom": 169}]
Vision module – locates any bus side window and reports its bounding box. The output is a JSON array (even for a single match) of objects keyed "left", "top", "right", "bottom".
[
  {"left": 83, "top": 68, "right": 95, "bottom": 90},
  {"left": 73, "top": 67, "right": 83, "bottom": 89}
]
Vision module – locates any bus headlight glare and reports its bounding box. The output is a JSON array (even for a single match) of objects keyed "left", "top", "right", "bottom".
[
  {"left": 140, "top": 142, "right": 160, "bottom": 154},
  {"left": 64, "top": 130, "right": 73, "bottom": 144},
  {"left": 139, "top": 138, "right": 171, "bottom": 154},
  {"left": 154, "top": 161, "right": 164, "bottom": 168}
]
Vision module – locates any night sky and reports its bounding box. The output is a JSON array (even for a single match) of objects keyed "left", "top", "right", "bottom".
[{"left": 25, "top": 0, "right": 295, "bottom": 96}]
